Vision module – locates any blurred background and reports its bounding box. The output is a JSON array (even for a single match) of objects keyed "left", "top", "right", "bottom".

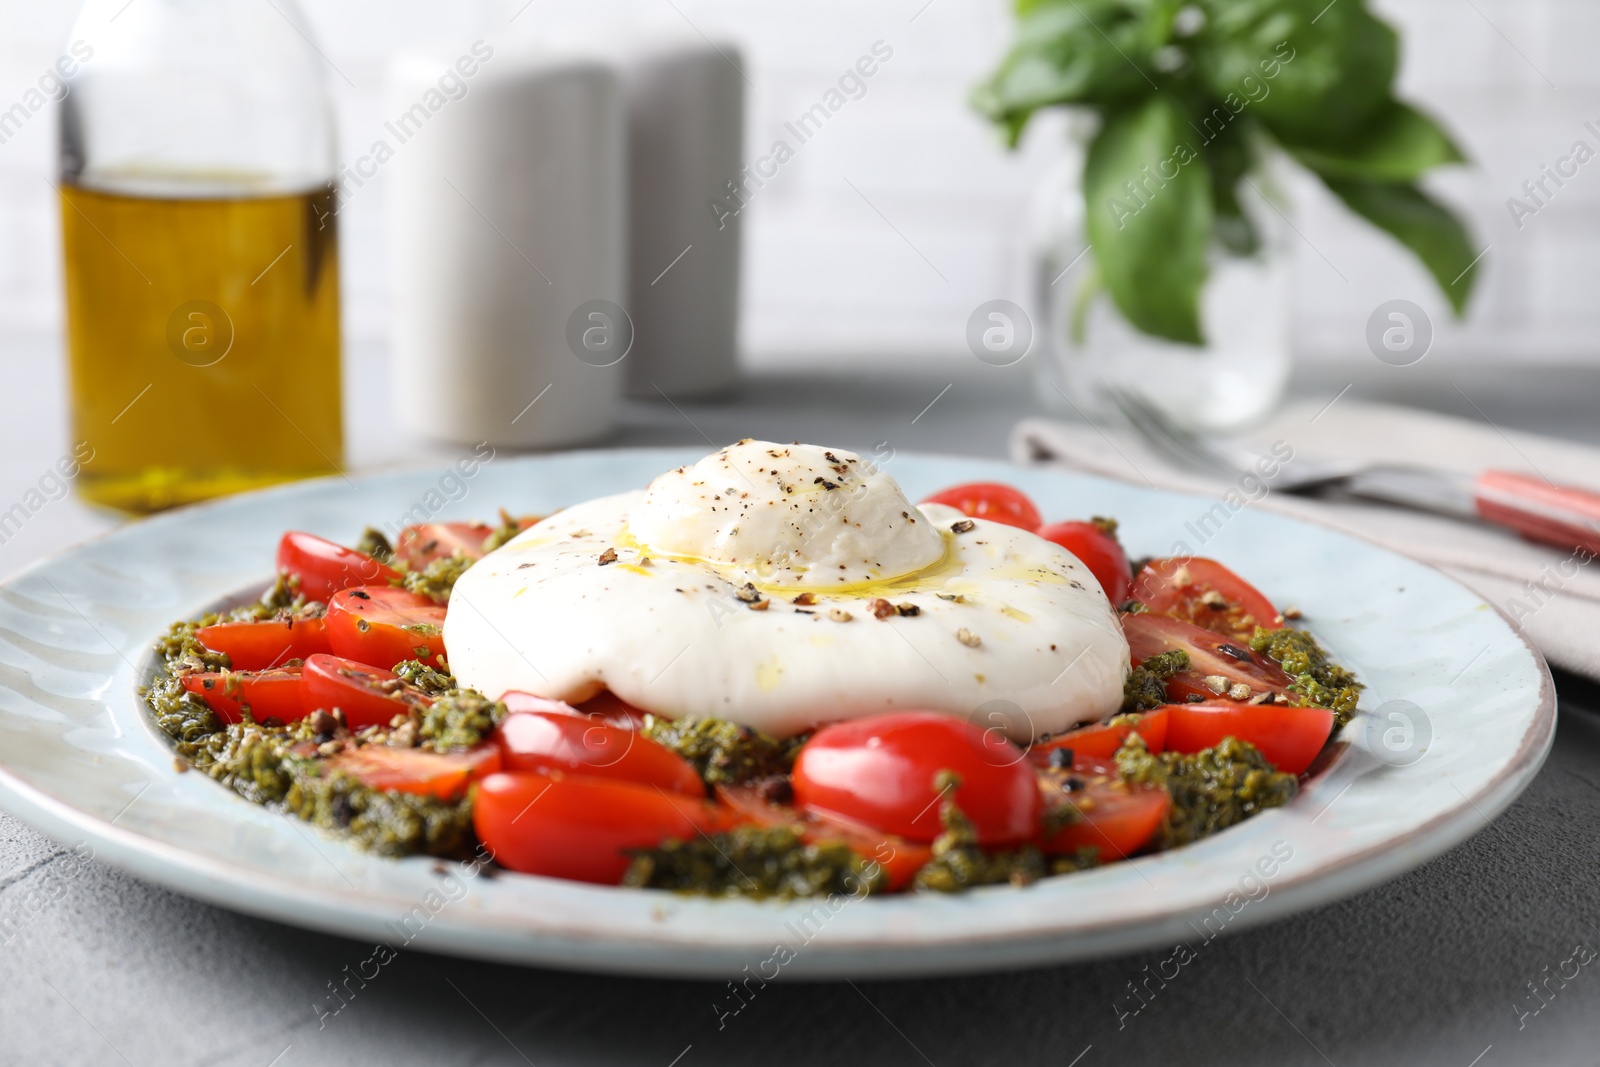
[{"left": 1, "top": 0, "right": 1590, "bottom": 375}]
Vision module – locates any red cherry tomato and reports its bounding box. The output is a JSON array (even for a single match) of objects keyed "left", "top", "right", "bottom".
[
  {"left": 301, "top": 654, "right": 432, "bottom": 729},
  {"left": 393, "top": 522, "right": 496, "bottom": 570},
  {"left": 1166, "top": 701, "right": 1335, "bottom": 776},
  {"left": 473, "top": 771, "right": 730, "bottom": 884},
  {"left": 920, "top": 482, "right": 1042, "bottom": 531},
  {"left": 1029, "top": 707, "right": 1169, "bottom": 765},
  {"left": 575, "top": 689, "right": 651, "bottom": 731},
  {"left": 501, "top": 690, "right": 652, "bottom": 731},
  {"left": 1037, "top": 521, "right": 1133, "bottom": 603},
  {"left": 325, "top": 587, "right": 447, "bottom": 671},
  {"left": 326, "top": 744, "right": 502, "bottom": 801},
  {"left": 791, "top": 711, "right": 1041, "bottom": 846},
  {"left": 1122, "top": 613, "right": 1295, "bottom": 705},
  {"left": 275, "top": 532, "right": 399, "bottom": 603},
  {"left": 195, "top": 615, "right": 331, "bottom": 671},
  {"left": 1036, "top": 754, "right": 1169, "bottom": 859},
  {"left": 1132, "top": 557, "right": 1284, "bottom": 641},
  {"left": 716, "top": 784, "right": 932, "bottom": 892},
  {"left": 182, "top": 667, "right": 305, "bottom": 725},
  {"left": 495, "top": 712, "right": 704, "bottom": 796}
]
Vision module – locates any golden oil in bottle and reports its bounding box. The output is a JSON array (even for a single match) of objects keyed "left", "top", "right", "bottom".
[{"left": 60, "top": 183, "right": 343, "bottom": 513}]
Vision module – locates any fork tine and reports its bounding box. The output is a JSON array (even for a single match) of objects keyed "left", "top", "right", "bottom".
[{"left": 1104, "top": 387, "right": 1244, "bottom": 481}]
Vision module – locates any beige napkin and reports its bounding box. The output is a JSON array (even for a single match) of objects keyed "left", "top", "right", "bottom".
[{"left": 1013, "top": 400, "right": 1600, "bottom": 680}]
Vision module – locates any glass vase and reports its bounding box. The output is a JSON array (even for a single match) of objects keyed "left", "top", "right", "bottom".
[{"left": 1027, "top": 145, "right": 1292, "bottom": 436}]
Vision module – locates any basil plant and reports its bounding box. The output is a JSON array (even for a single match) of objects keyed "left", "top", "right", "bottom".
[{"left": 974, "top": 0, "right": 1479, "bottom": 345}]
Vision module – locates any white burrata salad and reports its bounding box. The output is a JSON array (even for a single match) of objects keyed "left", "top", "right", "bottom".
[{"left": 443, "top": 440, "right": 1129, "bottom": 740}]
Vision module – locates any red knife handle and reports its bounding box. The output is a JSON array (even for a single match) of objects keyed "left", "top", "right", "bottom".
[{"left": 1474, "top": 469, "right": 1600, "bottom": 556}]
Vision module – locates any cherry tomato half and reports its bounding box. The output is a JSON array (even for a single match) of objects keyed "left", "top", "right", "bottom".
[
  {"left": 1029, "top": 707, "right": 1169, "bottom": 765},
  {"left": 325, "top": 586, "right": 447, "bottom": 671},
  {"left": 394, "top": 522, "right": 496, "bottom": 570},
  {"left": 1132, "top": 557, "right": 1283, "bottom": 641},
  {"left": 276, "top": 532, "right": 399, "bottom": 604},
  {"left": 1122, "top": 613, "right": 1295, "bottom": 705},
  {"left": 473, "top": 772, "right": 730, "bottom": 884},
  {"left": 920, "top": 482, "right": 1042, "bottom": 531},
  {"left": 716, "top": 784, "right": 932, "bottom": 892},
  {"left": 1166, "top": 701, "right": 1335, "bottom": 776},
  {"left": 1037, "top": 520, "right": 1133, "bottom": 604},
  {"left": 195, "top": 615, "right": 331, "bottom": 671},
  {"left": 792, "top": 711, "right": 1041, "bottom": 846},
  {"left": 182, "top": 667, "right": 305, "bottom": 725},
  {"left": 495, "top": 712, "right": 704, "bottom": 796},
  {"left": 1036, "top": 754, "right": 1169, "bottom": 859},
  {"left": 326, "top": 743, "right": 502, "bottom": 801},
  {"left": 301, "top": 654, "right": 432, "bottom": 729}
]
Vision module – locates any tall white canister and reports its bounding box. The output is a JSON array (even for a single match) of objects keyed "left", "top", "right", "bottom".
[
  {"left": 387, "top": 45, "right": 627, "bottom": 447},
  {"left": 613, "top": 37, "right": 744, "bottom": 400}
]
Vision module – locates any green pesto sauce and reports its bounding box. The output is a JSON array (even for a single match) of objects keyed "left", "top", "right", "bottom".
[
  {"left": 392, "top": 658, "right": 456, "bottom": 694},
  {"left": 641, "top": 715, "right": 804, "bottom": 788},
  {"left": 622, "top": 825, "right": 885, "bottom": 899},
  {"left": 354, "top": 527, "right": 395, "bottom": 565},
  {"left": 146, "top": 679, "right": 475, "bottom": 859},
  {"left": 1115, "top": 735, "right": 1298, "bottom": 849},
  {"left": 479, "top": 513, "right": 531, "bottom": 555},
  {"left": 400, "top": 554, "right": 475, "bottom": 604},
  {"left": 1122, "top": 648, "right": 1190, "bottom": 713},
  {"left": 911, "top": 770, "right": 1080, "bottom": 892},
  {"left": 418, "top": 690, "right": 505, "bottom": 752},
  {"left": 1249, "top": 626, "right": 1363, "bottom": 725}
]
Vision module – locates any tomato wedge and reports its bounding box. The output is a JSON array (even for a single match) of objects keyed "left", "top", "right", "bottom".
[
  {"left": 473, "top": 771, "right": 730, "bottom": 884},
  {"left": 276, "top": 531, "right": 399, "bottom": 603},
  {"left": 301, "top": 654, "right": 431, "bottom": 729},
  {"left": 1122, "top": 613, "right": 1295, "bottom": 705},
  {"left": 195, "top": 615, "right": 331, "bottom": 671},
  {"left": 1030, "top": 708, "right": 1169, "bottom": 765},
  {"left": 716, "top": 784, "right": 932, "bottom": 892},
  {"left": 1166, "top": 701, "right": 1334, "bottom": 776},
  {"left": 495, "top": 711, "right": 704, "bottom": 796},
  {"left": 1036, "top": 754, "right": 1169, "bottom": 860},
  {"left": 326, "top": 743, "right": 502, "bottom": 801},
  {"left": 182, "top": 667, "right": 305, "bottom": 725},
  {"left": 792, "top": 711, "right": 1040, "bottom": 846},
  {"left": 325, "top": 586, "right": 447, "bottom": 671},
  {"left": 920, "top": 482, "right": 1042, "bottom": 531},
  {"left": 1132, "top": 557, "right": 1284, "bottom": 640},
  {"left": 394, "top": 522, "right": 496, "bottom": 570},
  {"left": 1037, "top": 520, "right": 1132, "bottom": 604}
]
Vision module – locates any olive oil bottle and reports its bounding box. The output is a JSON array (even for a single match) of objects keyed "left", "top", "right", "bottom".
[{"left": 58, "top": 0, "right": 342, "bottom": 512}]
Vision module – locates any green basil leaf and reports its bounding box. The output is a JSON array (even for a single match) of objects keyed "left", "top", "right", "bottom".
[
  {"left": 1196, "top": 0, "right": 1397, "bottom": 147},
  {"left": 1319, "top": 178, "right": 1480, "bottom": 314},
  {"left": 1199, "top": 113, "right": 1259, "bottom": 255},
  {"left": 1084, "top": 96, "right": 1212, "bottom": 343},
  {"left": 971, "top": 0, "right": 1159, "bottom": 145},
  {"left": 1287, "top": 99, "right": 1464, "bottom": 181}
]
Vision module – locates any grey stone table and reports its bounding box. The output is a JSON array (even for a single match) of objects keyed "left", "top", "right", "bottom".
[{"left": 3, "top": 353, "right": 1599, "bottom": 1067}]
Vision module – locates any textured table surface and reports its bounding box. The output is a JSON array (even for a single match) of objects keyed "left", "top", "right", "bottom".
[{"left": 2, "top": 341, "right": 1598, "bottom": 1067}]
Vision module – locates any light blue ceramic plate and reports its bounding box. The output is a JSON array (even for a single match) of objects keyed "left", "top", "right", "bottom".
[{"left": 0, "top": 449, "right": 1555, "bottom": 978}]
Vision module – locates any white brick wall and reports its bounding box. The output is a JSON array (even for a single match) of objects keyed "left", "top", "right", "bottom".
[{"left": 1, "top": 0, "right": 1593, "bottom": 369}]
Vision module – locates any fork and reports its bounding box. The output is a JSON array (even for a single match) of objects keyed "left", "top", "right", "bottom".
[{"left": 1106, "top": 387, "right": 1600, "bottom": 557}]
